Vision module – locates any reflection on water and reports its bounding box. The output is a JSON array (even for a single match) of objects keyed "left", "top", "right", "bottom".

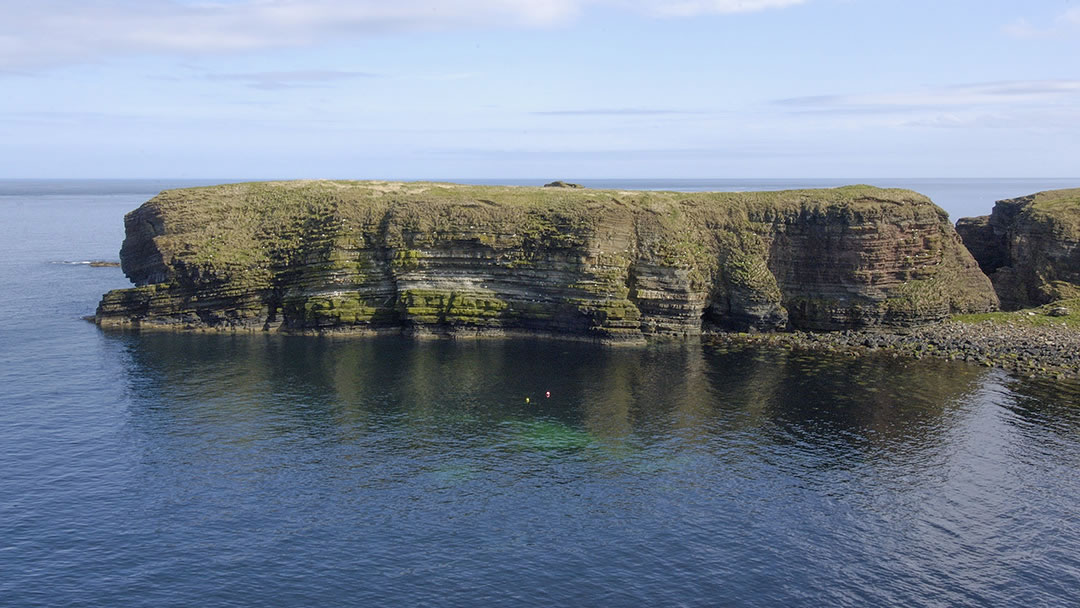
[
  {"left": 117, "top": 334, "right": 1003, "bottom": 466},
  {"left": 4, "top": 332, "right": 1079, "bottom": 607},
  {"left": 51, "top": 333, "right": 1070, "bottom": 606}
]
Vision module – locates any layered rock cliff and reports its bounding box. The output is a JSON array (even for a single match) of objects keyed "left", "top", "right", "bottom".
[
  {"left": 956, "top": 188, "right": 1080, "bottom": 310},
  {"left": 95, "top": 181, "right": 996, "bottom": 340}
]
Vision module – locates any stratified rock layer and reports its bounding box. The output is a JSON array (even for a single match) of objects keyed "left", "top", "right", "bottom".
[
  {"left": 956, "top": 188, "right": 1080, "bottom": 310},
  {"left": 96, "top": 181, "right": 997, "bottom": 340}
]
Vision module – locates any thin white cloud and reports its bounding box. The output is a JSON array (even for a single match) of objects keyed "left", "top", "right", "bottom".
[
  {"left": 0, "top": 0, "right": 806, "bottom": 70},
  {"left": 532, "top": 108, "right": 704, "bottom": 116},
  {"left": 1003, "top": 7, "right": 1080, "bottom": 39},
  {"left": 774, "top": 80, "right": 1080, "bottom": 131},
  {"left": 613, "top": 0, "right": 804, "bottom": 17},
  {"left": 777, "top": 80, "right": 1080, "bottom": 112},
  {"left": 422, "top": 144, "right": 808, "bottom": 160},
  {"left": 903, "top": 108, "right": 1080, "bottom": 130},
  {"left": 206, "top": 70, "right": 381, "bottom": 90}
]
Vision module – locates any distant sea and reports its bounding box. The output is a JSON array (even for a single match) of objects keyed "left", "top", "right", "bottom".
[
  {"left": 2, "top": 176, "right": 1079, "bottom": 219},
  {"left": 2, "top": 178, "right": 1079, "bottom": 607}
]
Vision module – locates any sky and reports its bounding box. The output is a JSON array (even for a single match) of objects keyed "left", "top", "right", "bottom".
[{"left": 1, "top": 0, "right": 1078, "bottom": 179}]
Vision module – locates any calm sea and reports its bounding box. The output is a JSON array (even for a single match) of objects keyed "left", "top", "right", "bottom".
[{"left": 2, "top": 179, "right": 1079, "bottom": 607}]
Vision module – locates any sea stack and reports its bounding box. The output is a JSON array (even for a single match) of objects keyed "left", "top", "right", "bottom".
[
  {"left": 956, "top": 188, "right": 1080, "bottom": 310},
  {"left": 96, "top": 181, "right": 997, "bottom": 340}
]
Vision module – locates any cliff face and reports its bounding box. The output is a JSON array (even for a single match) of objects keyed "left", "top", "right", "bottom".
[
  {"left": 956, "top": 188, "right": 1080, "bottom": 310},
  {"left": 96, "top": 181, "right": 996, "bottom": 340}
]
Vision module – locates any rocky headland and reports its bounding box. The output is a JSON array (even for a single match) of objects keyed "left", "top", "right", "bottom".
[
  {"left": 956, "top": 188, "right": 1080, "bottom": 310},
  {"left": 95, "top": 180, "right": 996, "bottom": 342}
]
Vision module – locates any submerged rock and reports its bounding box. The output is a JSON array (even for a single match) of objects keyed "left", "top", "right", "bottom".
[
  {"left": 95, "top": 181, "right": 996, "bottom": 340},
  {"left": 957, "top": 188, "right": 1080, "bottom": 310}
]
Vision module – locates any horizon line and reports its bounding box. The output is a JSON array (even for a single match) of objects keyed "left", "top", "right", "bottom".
[{"left": 2, "top": 176, "right": 1079, "bottom": 181}]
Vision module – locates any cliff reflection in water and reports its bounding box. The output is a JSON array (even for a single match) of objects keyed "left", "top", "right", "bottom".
[
  {"left": 102, "top": 333, "right": 1080, "bottom": 606},
  {"left": 116, "top": 333, "right": 992, "bottom": 456}
]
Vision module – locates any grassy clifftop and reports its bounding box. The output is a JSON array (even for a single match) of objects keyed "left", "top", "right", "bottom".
[
  {"left": 1023, "top": 188, "right": 1080, "bottom": 231},
  {"left": 133, "top": 180, "right": 942, "bottom": 271}
]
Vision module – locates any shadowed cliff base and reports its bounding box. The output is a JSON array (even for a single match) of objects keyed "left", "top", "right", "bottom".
[{"left": 95, "top": 180, "right": 997, "bottom": 341}]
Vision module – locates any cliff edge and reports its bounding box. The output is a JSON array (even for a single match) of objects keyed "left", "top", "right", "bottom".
[
  {"left": 95, "top": 181, "right": 996, "bottom": 341},
  {"left": 956, "top": 188, "right": 1080, "bottom": 310}
]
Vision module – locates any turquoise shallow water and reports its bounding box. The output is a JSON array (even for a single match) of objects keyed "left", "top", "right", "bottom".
[{"left": 2, "top": 180, "right": 1080, "bottom": 606}]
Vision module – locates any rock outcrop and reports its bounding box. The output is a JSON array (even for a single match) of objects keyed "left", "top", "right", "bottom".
[
  {"left": 95, "top": 181, "right": 997, "bottom": 340},
  {"left": 956, "top": 188, "right": 1080, "bottom": 310}
]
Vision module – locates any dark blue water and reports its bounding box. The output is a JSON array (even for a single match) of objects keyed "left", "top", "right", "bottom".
[{"left": 3, "top": 180, "right": 1080, "bottom": 606}]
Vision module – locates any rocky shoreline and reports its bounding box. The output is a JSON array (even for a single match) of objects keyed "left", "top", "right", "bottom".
[
  {"left": 707, "top": 320, "right": 1080, "bottom": 380},
  {"left": 86, "top": 295, "right": 1080, "bottom": 380}
]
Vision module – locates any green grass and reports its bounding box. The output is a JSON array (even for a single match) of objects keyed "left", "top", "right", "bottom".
[
  {"left": 146, "top": 180, "right": 940, "bottom": 236},
  {"left": 1028, "top": 188, "right": 1080, "bottom": 212},
  {"left": 134, "top": 180, "right": 948, "bottom": 294},
  {"left": 952, "top": 298, "right": 1080, "bottom": 329},
  {"left": 1021, "top": 188, "right": 1080, "bottom": 231}
]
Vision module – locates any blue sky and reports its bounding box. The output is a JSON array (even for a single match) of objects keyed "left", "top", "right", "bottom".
[{"left": 1, "top": 0, "right": 1078, "bottom": 179}]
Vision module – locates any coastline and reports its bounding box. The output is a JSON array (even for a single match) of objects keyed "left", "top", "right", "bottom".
[
  {"left": 89, "top": 310, "right": 1080, "bottom": 380},
  {"left": 87, "top": 181, "right": 1080, "bottom": 382},
  {"left": 706, "top": 318, "right": 1080, "bottom": 380}
]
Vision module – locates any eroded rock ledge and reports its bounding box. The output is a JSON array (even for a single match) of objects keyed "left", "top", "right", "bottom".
[{"left": 95, "top": 180, "right": 997, "bottom": 341}]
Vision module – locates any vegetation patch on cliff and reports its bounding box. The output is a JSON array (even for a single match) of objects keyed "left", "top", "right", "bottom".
[
  {"left": 952, "top": 298, "right": 1080, "bottom": 329},
  {"left": 397, "top": 288, "right": 509, "bottom": 325},
  {"left": 1025, "top": 188, "right": 1080, "bottom": 231}
]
